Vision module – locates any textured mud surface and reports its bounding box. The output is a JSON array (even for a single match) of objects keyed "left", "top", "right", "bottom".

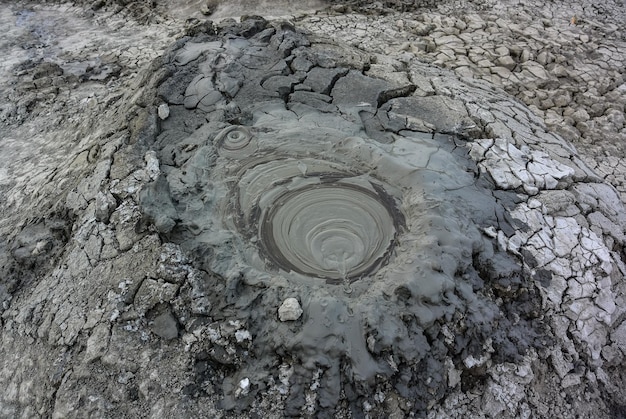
[
  {"left": 1, "top": 1, "right": 626, "bottom": 418},
  {"left": 139, "top": 20, "right": 551, "bottom": 414}
]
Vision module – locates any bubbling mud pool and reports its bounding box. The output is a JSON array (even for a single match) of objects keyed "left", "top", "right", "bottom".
[
  {"left": 215, "top": 124, "right": 404, "bottom": 282},
  {"left": 233, "top": 152, "right": 404, "bottom": 282},
  {"left": 139, "top": 19, "right": 547, "bottom": 414},
  {"left": 255, "top": 172, "right": 400, "bottom": 281},
  {"left": 160, "top": 102, "right": 479, "bottom": 294}
]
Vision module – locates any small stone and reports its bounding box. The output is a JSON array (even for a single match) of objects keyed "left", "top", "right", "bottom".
[
  {"left": 95, "top": 191, "right": 117, "bottom": 223},
  {"left": 151, "top": 311, "right": 179, "bottom": 340},
  {"left": 601, "top": 344, "right": 622, "bottom": 364},
  {"left": 561, "top": 373, "right": 582, "bottom": 388},
  {"left": 157, "top": 103, "right": 170, "bottom": 120},
  {"left": 331, "top": 4, "right": 347, "bottom": 13},
  {"left": 200, "top": 3, "right": 213, "bottom": 15},
  {"left": 84, "top": 323, "right": 111, "bottom": 363},
  {"left": 134, "top": 278, "right": 180, "bottom": 315},
  {"left": 576, "top": 121, "right": 589, "bottom": 133},
  {"left": 465, "top": 14, "right": 486, "bottom": 29},
  {"left": 496, "top": 55, "right": 516, "bottom": 71},
  {"left": 554, "top": 123, "right": 581, "bottom": 142},
  {"left": 536, "top": 51, "right": 551, "bottom": 66},
  {"left": 571, "top": 108, "right": 590, "bottom": 122},
  {"left": 454, "top": 19, "right": 467, "bottom": 31},
  {"left": 463, "top": 354, "right": 489, "bottom": 369},
  {"left": 520, "top": 49, "right": 532, "bottom": 63},
  {"left": 235, "top": 329, "right": 252, "bottom": 343},
  {"left": 433, "top": 34, "right": 462, "bottom": 47},
  {"left": 491, "top": 66, "right": 512, "bottom": 79},
  {"left": 612, "top": 320, "right": 626, "bottom": 353},
  {"left": 144, "top": 150, "right": 160, "bottom": 180},
  {"left": 446, "top": 358, "right": 461, "bottom": 387},
  {"left": 494, "top": 46, "right": 509, "bottom": 57},
  {"left": 278, "top": 298, "right": 303, "bottom": 321},
  {"left": 606, "top": 109, "right": 625, "bottom": 129},
  {"left": 522, "top": 61, "right": 550, "bottom": 80},
  {"left": 550, "top": 348, "right": 573, "bottom": 378},
  {"left": 549, "top": 64, "right": 569, "bottom": 78},
  {"left": 237, "top": 378, "right": 250, "bottom": 396},
  {"left": 553, "top": 92, "right": 572, "bottom": 108}
]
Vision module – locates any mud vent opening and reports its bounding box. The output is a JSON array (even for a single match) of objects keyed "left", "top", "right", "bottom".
[
  {"left": 259, "top": 182, "right": 400, "bottom": 281},
  {"left": 233, "top": 154, "right": 405, "bottom": 281}
]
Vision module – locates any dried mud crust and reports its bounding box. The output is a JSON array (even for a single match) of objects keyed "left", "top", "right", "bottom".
[
  {"left": 0, "top": 2, "right": 626, "bottom": 419},
  {"left": 299, "top": 0, "right": 626, "bottom": 204}
]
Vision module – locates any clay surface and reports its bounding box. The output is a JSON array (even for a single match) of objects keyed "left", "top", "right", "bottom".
[{"left": 1, "top": 0, "right": 626, "bottom": 418}]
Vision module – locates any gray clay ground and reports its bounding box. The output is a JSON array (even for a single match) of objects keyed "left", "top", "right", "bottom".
[{"left": 1, "top": 0, "right": 626, "bottom": 418}]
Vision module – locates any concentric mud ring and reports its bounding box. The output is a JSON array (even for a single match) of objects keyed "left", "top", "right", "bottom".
[
  {"left": 215, "top": 125, "right": 257, "bottom": 158},
  {"left": 258, "top": 181, "right": 399, "bottom": 281}
]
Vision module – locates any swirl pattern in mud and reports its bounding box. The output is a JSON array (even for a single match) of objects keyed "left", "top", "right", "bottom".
[
  {"left": 236, "top": 157, "right": 403, "bottom": 281},
  {"left": 261, "top": 182, "right": 396, "bottom": 280},
  {"left": 215, "top": 125, "right": 257, "bottom": 158},
  {"left": 139, "top": 18, "right": 548, "bottom": 415}
]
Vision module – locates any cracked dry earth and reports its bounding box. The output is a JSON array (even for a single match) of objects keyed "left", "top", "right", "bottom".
[{"left": 1, "top": 0, "right": 626, "bottom": 418}]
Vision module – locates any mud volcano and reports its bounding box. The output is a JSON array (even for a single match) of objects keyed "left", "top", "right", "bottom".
[
  {"left": 3, "top": 4, "right": 626, "bottom": 418},
  {"left": 133, "top": 17, "right": 567, "bottom": 415}
]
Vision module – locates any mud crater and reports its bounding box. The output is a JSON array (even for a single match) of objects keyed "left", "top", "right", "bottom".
[
  {"left": 137, "top": 17, "right": 548, "bottom": 415},
  {"left": 259, "top": 181, "right": 400, "bottom": 281},
  {"left": 230, "top": 152, "right": 405, "bottom": 282}
]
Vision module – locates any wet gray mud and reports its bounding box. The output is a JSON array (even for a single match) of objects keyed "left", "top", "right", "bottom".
[
  {"left": 2, "top": 2, "right": 626, "bottom": 418},
  {"left": 139, "top": 18, "right": 549, "bottom": 415}
]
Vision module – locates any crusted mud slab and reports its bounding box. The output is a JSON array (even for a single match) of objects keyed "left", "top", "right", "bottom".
[{"left": 1, "top": 1, "right": 626, "bottom": 418}]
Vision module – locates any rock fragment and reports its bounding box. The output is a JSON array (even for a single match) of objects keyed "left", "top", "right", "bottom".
[
  {"left": 95, "top": 191, "right": 117, "bottom": 223},
  {"left": 84, "top": 323, "right": 111, "bottom": 363},
  {"left": 157, "top": 103, "right": 170, "bottom": 120},
  {"left": 150, "top": 311, "right": 179, "bottom": 340},
  {"left": 278, "top": 298, "right": 303, "bottom": 322}
]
